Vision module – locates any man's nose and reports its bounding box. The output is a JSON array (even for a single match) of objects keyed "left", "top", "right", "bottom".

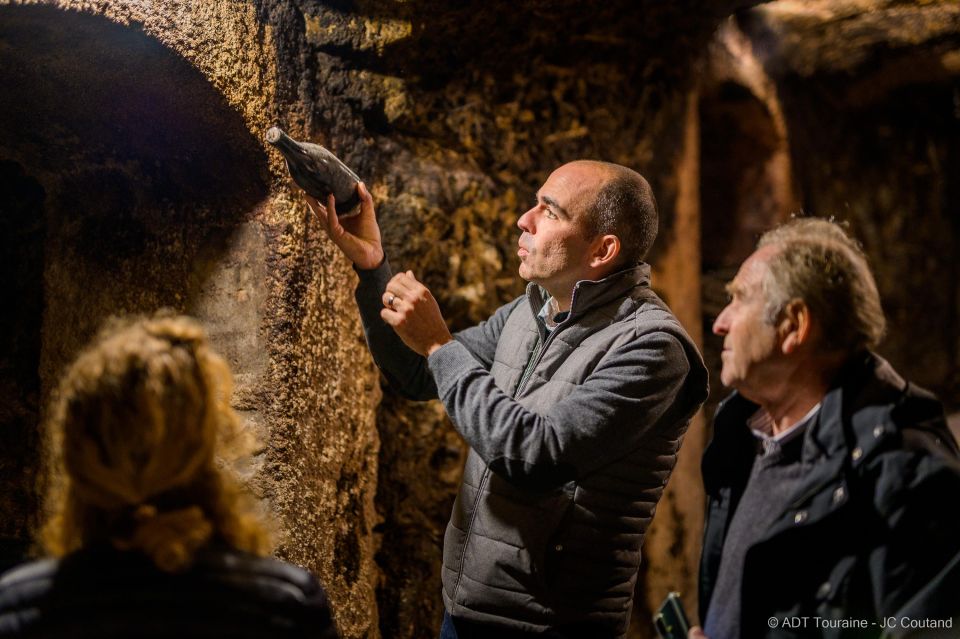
[
  {"left": 713, "top": 307, "right": 730, "bottom": 336},
  {"left": 517, "top": 207, "right": 535, "bottom": 233}
]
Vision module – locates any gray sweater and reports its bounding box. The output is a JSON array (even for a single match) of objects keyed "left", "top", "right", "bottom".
[
  {"left": 703, "top": 425, "right": 811, "bottom": 639},
  {"left": 356, "top": 259, "right": 708, "bottom": 637}
]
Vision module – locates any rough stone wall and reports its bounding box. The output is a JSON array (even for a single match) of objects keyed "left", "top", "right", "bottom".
[
  {"left": 0, "top": 0, "right": 277, "bottom": 569},
  {"left": 0, "top": 160, "right": 45, "bottom": 570},
  {"left": 0, "top": 2, "right": 382, "bottom": 636}
]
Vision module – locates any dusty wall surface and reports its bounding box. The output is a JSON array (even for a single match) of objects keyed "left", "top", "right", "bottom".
[
  {"left": 0, "top": 1, "right": 753, "bottom": 636},
  {"left": 0, "top": 1, "right": 381, "bottom": 636}
]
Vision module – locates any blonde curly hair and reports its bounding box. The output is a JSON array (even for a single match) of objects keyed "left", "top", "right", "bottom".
[{"left": 42, "top": 313, "right": 270, "bottom": 572}]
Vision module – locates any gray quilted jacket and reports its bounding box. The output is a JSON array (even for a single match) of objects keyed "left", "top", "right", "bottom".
[{"left": 356, "top": 260, "right": 708, "bottom": 637}]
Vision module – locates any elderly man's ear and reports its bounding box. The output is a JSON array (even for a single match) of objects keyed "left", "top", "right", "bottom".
[{"left": 778, "top": 299, "right": 812, "bottom": 355}]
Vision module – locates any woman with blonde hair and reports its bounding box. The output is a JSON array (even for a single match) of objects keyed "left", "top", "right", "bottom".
[{"left": 0, "top": 314, "right": 337, "bottom": 638}]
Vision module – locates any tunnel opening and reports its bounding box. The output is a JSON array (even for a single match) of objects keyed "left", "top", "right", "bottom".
[
  {"left": 698, "top": 77, "right": 795, "bottom": 413},
  {"left": 700, "top": 81, "right": 786, "bottom": 273},
  {"left": 0, "top": 4, "right": 270, "bottom": 564}
]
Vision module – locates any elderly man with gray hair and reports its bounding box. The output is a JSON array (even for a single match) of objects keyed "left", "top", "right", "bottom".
[{"left": 691, "top": 218, "right": 960, "bottom": 639}]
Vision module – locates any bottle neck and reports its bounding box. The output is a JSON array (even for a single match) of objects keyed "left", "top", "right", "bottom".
[{"left": 269, "top": 129, "right": 303, "bottom": 158}]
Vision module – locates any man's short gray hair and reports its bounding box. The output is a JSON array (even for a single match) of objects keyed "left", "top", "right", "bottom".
[{"left": 757, "top": 217, "right": 886, "bottom": 354}]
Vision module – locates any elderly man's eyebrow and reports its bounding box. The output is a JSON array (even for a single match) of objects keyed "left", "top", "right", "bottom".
[
  {"left": 539, "top": 194, "right": 570, "bottom": 220},
  {"left": 725, "top": 281, "right": 742, "bottom": 297}
]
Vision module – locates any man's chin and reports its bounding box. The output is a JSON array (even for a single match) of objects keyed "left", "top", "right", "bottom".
[{"left": 719, "top": 371, "right": 736, "bottom": 390}]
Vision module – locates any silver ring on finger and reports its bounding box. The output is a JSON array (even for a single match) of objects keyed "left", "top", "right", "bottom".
[{"left": 387, "top": 294, "right": 396, "bottom": 309}]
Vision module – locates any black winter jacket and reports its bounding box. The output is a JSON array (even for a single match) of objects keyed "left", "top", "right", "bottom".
[
  {"left": 699, "top": 352, "right": 960, "bottom": 638},
  {"left": 0, "top": 545, "right": 338, "bottom": 638}
]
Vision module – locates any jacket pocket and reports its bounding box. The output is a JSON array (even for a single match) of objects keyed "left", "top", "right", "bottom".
[
  {"left": 464, "top": 475, "right": 576, "bottom": 594},
  {"left": 539, "top": 481, "right": 578, "bottom": 588}
]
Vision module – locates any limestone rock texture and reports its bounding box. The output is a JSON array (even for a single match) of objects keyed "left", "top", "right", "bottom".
[
  {"left": 0, "top": 1, "right": 380, "bottom": 636},
  {"left": 1, "top": 1, "right": 957, "bottom": 638}
]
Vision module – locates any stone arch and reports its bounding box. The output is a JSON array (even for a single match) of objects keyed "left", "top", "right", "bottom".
[
  {"left": 0, "top": 2, "right": 271, "bottom": 566},
  {"left": 0, "top": 7, "right": 384, "bottom": 637},
  {"left": 700, "top": 20, "right": 797, "bottom": 276},
  {"left": 698, "top": 20, "right": 799, "bottom": 420},
  {"left": 700, "top": 80, "right": 788, "bottom": 271}
]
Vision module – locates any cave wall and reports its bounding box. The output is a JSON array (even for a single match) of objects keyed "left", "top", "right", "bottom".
[
  {"left": 0, "top": 160, "right": 45, "bottom": 570},
  {"left": 1, "top": 1, "right": 755, "bottom": 637},
  {"left": 0, "top": 1, "right": 382, "bottom": 636}
]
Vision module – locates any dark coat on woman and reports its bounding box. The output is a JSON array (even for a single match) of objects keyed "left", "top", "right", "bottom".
[{"left": 0, "top": 545, "right": 338, "bottom": 638}]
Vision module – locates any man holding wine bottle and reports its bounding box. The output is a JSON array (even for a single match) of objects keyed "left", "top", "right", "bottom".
[{"left": 306, "top": 160, "right": 707, "bottom": 638}]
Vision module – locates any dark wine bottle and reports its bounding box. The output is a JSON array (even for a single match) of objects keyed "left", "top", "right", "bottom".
[{"left": 266, "top": 127, "right": 362, "bottom": 216}]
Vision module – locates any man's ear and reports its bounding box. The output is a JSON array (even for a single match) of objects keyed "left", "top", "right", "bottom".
[
  {"left": 590, "top": 234, "right": 621, "bottom": 270},
  {"left": 779, "top": 299, "right": 811, "bottom": 355}
]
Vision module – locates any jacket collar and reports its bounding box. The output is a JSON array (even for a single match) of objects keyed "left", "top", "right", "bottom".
[
  {"left": 525, "top": 263, "right": 651, "bottom": 322},
  {"left": 703, "top": 351, "right": 953, "bottom": 592},
  {"left": 705, "top": 351, "right": 910, "bottom": 490},
  {"left": 702, "top": 392, "right": 760, "bottom": 491},
  {"left": 802, "top": 351, "right": 905, "bottom": 467}
]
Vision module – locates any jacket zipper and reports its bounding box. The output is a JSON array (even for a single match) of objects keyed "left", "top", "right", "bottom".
[
  {"left": 451, "top": 465, "right": 492, "bottom": 604},
  {"left": 515, "top": 334, "right": 543, "bottom": 398},
  {"left": 516, "top": 321, "right": 565, "bottom": 398},
  {"left": 451, "top": 316, "right": 562, "bottom": 604}
]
